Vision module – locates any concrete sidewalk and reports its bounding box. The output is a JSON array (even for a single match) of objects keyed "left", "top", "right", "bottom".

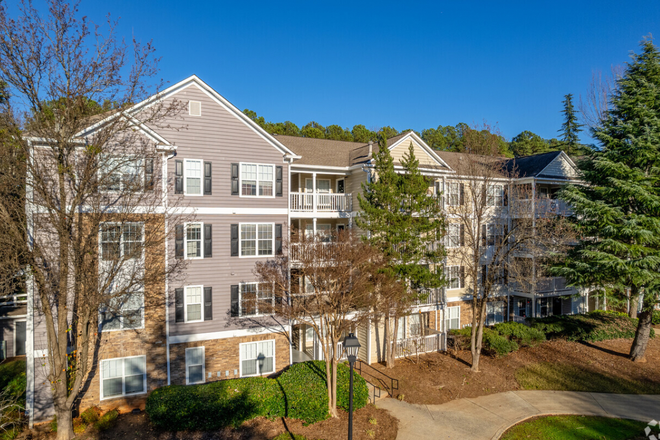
[{"left": 377, "top": 391, "right": 660, "bottom": 440}]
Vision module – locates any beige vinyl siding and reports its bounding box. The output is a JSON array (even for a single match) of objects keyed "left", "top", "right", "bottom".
[
  {"left": 390, "top": 138, "right": 439, "bottom": 166},
  {"left": 347, "top": 169, "right": 367, "bottom": 213},
  {"left": 357, "top": 322, "right": 369, "bottom": 363},
  {"left": 539, "top": 156, "right": 578, "bottom": 179}
]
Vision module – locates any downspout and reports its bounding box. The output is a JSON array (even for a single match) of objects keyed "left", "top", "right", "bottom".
[
  {"left": 161, "top": 147, "right": 176, "bottom": 385},
  {"left": 26, "top": 140, "right": 35, "bottom": 428},
  {"left": 287, "top": 156, "right": 293, "bottom": 367}
]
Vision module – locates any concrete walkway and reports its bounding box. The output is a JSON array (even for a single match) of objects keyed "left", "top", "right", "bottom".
[{"left": 377, "top": 391, "right": 660, "bottom": 440}]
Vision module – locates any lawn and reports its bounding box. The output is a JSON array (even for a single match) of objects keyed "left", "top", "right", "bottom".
[{"left": 500, "top": 415, "right": 658, "bottom": 440}]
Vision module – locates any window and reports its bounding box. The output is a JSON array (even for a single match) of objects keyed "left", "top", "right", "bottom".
[
  {"left": 484, "top": 223, "right": 506, "bottom": 247},
  {"left": 482, "top": 265, "right": 506, "bottom": 285},
  {"left": 486, "top": 301, "right": 505, "bottom": 326},
  {"left": 100, "top": 356, "right": 146, "bottom": 399},
  {"left": 409, "top": 314, "right": 422, "bottom": 337},
  {"left": 240, "top": 224, "right": 274, "bottom": 257},
  {"left": 186, "top": 223, "right": 202, "bottom": 259},
  {"left": 240, "top": 340, "right": 275, "bottom": 377},
  {"left": 99, "top": 156, "right": 143, "bottom": 192},
  {"left": 447, "top": 182, "right": 461, "bottom": 206},
  {"left": 100, "top": 291, "right": 144, "bottom": 331},
  {"left": 185, "top": 347, "right": 205, "bottom": 384},
  {"left": 445, "top": 306, "right": 460, "bottom": 330},
  {"left": 185, "top": 286, "right": 203, "bottom": 322},
  {"left": 241, "top": 163, "right": 274, "bottom": 197},
  {"left": 337, "top": 179, "right": 345, "bottom": 194},
  {"left": 239, "top": 283, "right": 274, "bottom": 317},
  {"left": 487, "top": 184, "right": 505, "bottom": 207},
  {"left": 446, "top": 224, "right": 461, "bottom": 248},
  {"left": 100, "top": 223, "right": 143, "bottom": 261},
  {"left": 445, "top": 266, "right": 462, "bottom": 290},
  {"left": 305, "top": 178, "right": 331, "bottom": 193},
  {"left": 184, "top": 159, "right": 202, "bottom": 195}
]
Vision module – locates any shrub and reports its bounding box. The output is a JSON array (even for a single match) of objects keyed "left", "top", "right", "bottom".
[
  {"left": 528, "top": 311, "right": 655, "bottom": 342},
  {"left": 80, "top": 407, "right": 100, "bottom": 425},
  {"left": 483, "top": 328, "right": 519, "bottom": 356},
  {"left": 94, "top": 409, "right": 118, "bottom": 431},
  {"left": 494, "top": 322, "right": 546, "bottom": 347},
  {"left": 146, "top": 361, "right": 368, "bottom": 431},
  {"left": 653, "top": 310, "right": 660, "bottom": 326}
]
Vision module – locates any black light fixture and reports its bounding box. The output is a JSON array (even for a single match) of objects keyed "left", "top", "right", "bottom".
[{"left": 342, "top": 333, "right": 361, "bottom": 440}]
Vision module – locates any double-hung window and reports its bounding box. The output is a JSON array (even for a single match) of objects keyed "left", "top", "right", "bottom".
[
  {"left": 239, "top": 283, "right": 274, "bottom": 317},
  {"left": 445, "top": 306, "right": 460, "bottom": 330},
  {"left": 99, "top": 156, "right": 143, "bottom": 192},
  {"left": 186, "top": 223, "right": 202, "bottom": 258},
  {"left": 240, "top": 224, "right": 273, "bottom": 257},
  {"left": 100, "top": 291, "right": 144, "bottom": 331},
  {"left": 486, "top": 301, "right": 505, "bottom": 326},
  {"left": 445, "top": 266, "right": 462, "bottom": 290},
  {"left": 185, "top": 286, "right": 203, "bottom": 322},
  {"left": 446, "top": 224, "right": 461, "bottom": 248},
  {"left": 447, "top": 182, "right": 461, "bottom": 206},
  {"left": 487, "top": 184, "right": 504, "bottom": 207},
  {"left": 185, "top": 347, "right": 205, "bottom": 384},
  {"left": 100, "top": 356, "right": 146, "bottom": 399},
  {"left": 184, "top": 159, "right": 203, "bottom": 195},
  {"left": 241, "top": 163, "right": 275, "bottom": 197},
  {"left": 100, "top": 222, "right": 143, "bottom": 261},
  {"left": 240, "top": 340, "right": 275, "bottom": 377}
]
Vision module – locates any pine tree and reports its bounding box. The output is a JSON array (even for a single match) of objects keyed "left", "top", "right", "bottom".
[
  {"left": 558, "top": 93, "right": 583, "bottom": 156},
  {"left": 553, "top": 39, "right": 660, "bottom": 362}
]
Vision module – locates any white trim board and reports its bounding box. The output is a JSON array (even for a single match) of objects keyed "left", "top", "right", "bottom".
[{"left": 169, "top": 325, "right": 290, "bottom": 344}]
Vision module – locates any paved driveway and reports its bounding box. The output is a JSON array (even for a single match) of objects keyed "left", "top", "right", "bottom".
[{"left": 377, "top": 391, "right": 660, "bottom": 440}]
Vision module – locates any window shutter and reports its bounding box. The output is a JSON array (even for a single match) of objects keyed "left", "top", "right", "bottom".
[
  {"left": 144, "top": 158, "right": 154, "bottom": 191},
  {"left": 230, "top": 224, "right": 239, "bottom": 256},
  {"left": 481, "top": 224, "right": 487, "bottom": 247},
  {"left": 204, "top": 162, "right": 212, "bottom": 195},
  {"left": 204, "top": 287, "right": 213, "bottom": 321},
  {"left": 460, "top": 224, "right": 465, "bottom": 247},
  {"left": 230, "top": 285, "right": 239, "bottom": 317},
  {"left": 459, "top": 183, "right": 465, "bottom": 205},
  {"left": 231, "top": 163, "right": 239, "bottom": 195},
  {"left": 175, "top": 288, "right": 184, "bottom": 323},
  {"left": 175, "top": 160, "right": 183, "bottom": 194},
  {"left": 460, "top": 266, "right": 465, "bottom": 289},
  {"left": 434, "top": 181, "right": 441, "bottom": 200},
  {"left": 175, "top": 225, "right": 184, "bottom": 259},
  {"left": 204, "top": 224, "right": 212, "bottom": 258},
  {"left": 275, "top": 166, "right": 283, "bottom": 197},
  {"left": 503, "top": 224, "right": 509, "bottom": 245},
  {"left": 275, "top": 224, "right": 283, "bottom": 255},
  {"left": 481, "top": 265, "right": 487, "bottom": 284},
  {"left": 503, "top": 268, "right": 509, "bottom": 285},
  {"left": 503, "top": 185, "right": 509, "bottom": 206}
]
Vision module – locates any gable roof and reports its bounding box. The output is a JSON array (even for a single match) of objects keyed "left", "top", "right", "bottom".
[
  {"left": 273, "top": 135, "right": 366, "bottom": 167},
  {"left": 386, "top": 131, "right": 452, "bottom": 170},
  {"left": 504, "top": 151, "right": 563, "bottom": 177},
  {"left": 75, "top": 75, "right": 299, "bottom": 158}
]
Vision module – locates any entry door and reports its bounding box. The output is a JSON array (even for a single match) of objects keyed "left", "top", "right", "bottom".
[
  {"left": 15, "top": 321, "right": 26, "bottom": 356},
  {"left": 552, "top": 297, "right": 562, "bottom": 316}
]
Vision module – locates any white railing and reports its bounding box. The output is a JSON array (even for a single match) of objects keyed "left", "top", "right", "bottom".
[
  {"left": 413, "top": 289, "right": 445, "bottom": 306},
  {"left": 289, "top": 241, "right": 336, "bottom": 261},
  {"left": 511, "top": 277, "right": 571, "bottom": 293},
  {"left": 0, "top": 295, "right": 27, "bottom": 306},
  {"left": 290, "top": 192, "right": 352, "bottom": 212},
  {"left": 391, "top": 334, "right": 442, "bottom": 359}
]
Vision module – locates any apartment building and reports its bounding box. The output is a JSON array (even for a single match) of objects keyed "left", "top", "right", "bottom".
[{"left": 23, "top": 76, "right": 586, "bottom": 424}]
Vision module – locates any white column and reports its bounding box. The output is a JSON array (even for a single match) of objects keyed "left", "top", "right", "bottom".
[
  {"left": 313, "top": 217, "right": 317, "bottom": 236},
  {"left": 312, "top": 172, "right": 317, "bottom": 214}
]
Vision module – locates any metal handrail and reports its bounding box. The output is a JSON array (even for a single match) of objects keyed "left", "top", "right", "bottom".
[{"left": 355, "top": 360, "right": 399, "bottom": 397}]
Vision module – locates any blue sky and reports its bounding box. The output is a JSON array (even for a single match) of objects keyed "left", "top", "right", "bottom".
[{"left": 56, "top": 1, "right": 660, "bottom": 143}]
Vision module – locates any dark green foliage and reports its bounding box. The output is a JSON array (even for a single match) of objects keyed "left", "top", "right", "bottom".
[
  {"left": 528, "top": 311, "right": 656, "bottom": 342},
  {"left": 510, "top": 131, "right": 551, "bottom": 157},
  {"left": 145, "top": 361, "right": 368, "bottom": 431},
  {"left": 558, "top": 93, "right": 583, "bottom": 156},
  {"left": 94, "top": 409, "right": 118, "bottom": 431},
  {"left": 450, "top": 327, "right": 519, "bottom": 356},
  {"left": 80, "top": 407, "right": 99, "bottom": 425},
  {"left": 493, "top": 322, "right": 546, "bottom": 347},
  {"left": 653, "top": 310, "right": 660, "bottom": 325}
]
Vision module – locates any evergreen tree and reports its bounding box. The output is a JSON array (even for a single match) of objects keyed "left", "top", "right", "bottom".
[
  {"left": 552, "top": 39, "right": 660, "bottom": 362},
  {"left": 558, "top": 93, "right": 583, "bottom": 156}
]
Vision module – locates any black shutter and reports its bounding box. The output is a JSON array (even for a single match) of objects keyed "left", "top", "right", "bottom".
[
  {"left": 503, "top": 185, "right": 509, "bottom": 206},
  {"left": 175, "top": 288, "right": 184, "bottom": 323},
  {"left": 460, "top": 224, "right": 465, "bottom": 247},
  {"left": 231, "top": 285, "right": 239, "bottom": 317},
  {"left": 275, "top": 224, "right": 283, "bottom": 255},
  {"left": 460, "top": 266, "right": 465, "bottom": 289},
  {"left": 145, "top": 158, "right": 154, "bottom": 191},
  {"left": 276, "top": 166, "right": 283, "bottom": 197},
  {"left": 481, "top": 224, "right": 487, "bottom": 247},
  {"left": 459, "top": 183, "right": 465, "bottom": 205},
  {"left": 503, "top": 268, "right": 509, "bottom": 285},
  {"left": 231, "top": 163, "right": 239, "bottom": 195},
  {"left": 231, "top": 224, "right": 239, "bottom": 256},
  {"left": 481, "top": 265, "right": 487, "bottom": 284},
  {"left": 503, "top": 224, "right": 509, "bottom": 245},
  {"left": 204, "top": 287, "right": 213, "bottom": 321},
  {"left": 175, "top": 225, "right": 184, "bottom": 259},
  {"left": 435, "top": 181, "right": 441, "bottom": 199},
  {"left": 204, "top": 162, "right": 212, "bottom": 195},
  {"left": 175, "top": 160, "right": 183, "bottom": 194},
  {"left": 204, "top": 224, "right": 212, "bottom": 258}
]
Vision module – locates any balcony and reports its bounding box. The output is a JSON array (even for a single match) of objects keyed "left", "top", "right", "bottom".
[
  {"left": 290, "top": 192, "right": 352, "bottom": 214},
  {"left": 512, "top": 199, "right": 572, "bottom": 217},
  {"left": 413, "top": 289, "right": 445, "bottom": 307},
  {"left": 511, "top": 277, "right": 573, "bottom": 294}
]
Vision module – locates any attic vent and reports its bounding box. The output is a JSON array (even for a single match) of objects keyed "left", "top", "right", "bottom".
[{"left": 189, "top": 101, "right": 201, "bottom": 116}]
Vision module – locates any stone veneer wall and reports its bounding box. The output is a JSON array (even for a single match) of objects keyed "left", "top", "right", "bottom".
[{"left": 169, "top": 332, "right": 290, "bottom": 385}]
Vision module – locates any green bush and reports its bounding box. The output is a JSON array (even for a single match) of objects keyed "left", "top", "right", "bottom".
[
  {"left": 80, "top": 407, "right": 99, "bottom": 425},
  {"left": 94, "top": 409, "right": 118, "bottom": 431},
  {"left": 494, "top": 322, "right": 546, "bottom": 347},
  {"left": 449, "top": 327, "right": 520, "bottom": 356},
  {"left": 528, "top": 311, "right": 655, "bottom": 342},
  {"left": 653, "top": 310, "right": 660, "bottom": 325},
  {"left": 146, "top": 361, "right": 368, "bottom": 432}
]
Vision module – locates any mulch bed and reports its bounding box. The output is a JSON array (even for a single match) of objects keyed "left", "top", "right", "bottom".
[
  {"left": 20, "top": 404, "right": 397, "bottom": 440},
  {"left": 369, "top": 337, "right": 660, "bottom": 405}
]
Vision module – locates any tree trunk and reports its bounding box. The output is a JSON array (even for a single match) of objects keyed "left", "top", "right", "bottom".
[
  {"left": 629, "top": 292, "right": 639, "bottom": 319},
  {"left": 389, "top": 314, "right": 399, "bottom": 368},
  {"left": 330, "top": 358, "right": 338, "bottom": 417},
  {"left": 630, "top": 309, "right": 653, "bottom": 362},
  {"left": 54, "top": 401, "right": 74, "bottom": 440},
  {"left": 470, "top": 297, "right": 488, "bottom": 372}
]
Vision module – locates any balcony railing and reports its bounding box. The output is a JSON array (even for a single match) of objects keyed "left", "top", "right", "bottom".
[
  {"left": 290, "top": 192, "right": 352, "bottom": 213},
  {"left": 0, "top": 295, "right": 27, "bottom": 307},
  {"left": 512, "top": 199, "right": 572, "bottom": 216},
  {"left": 511, "top": 277, "right": 572, "bottom": 294},
  {"left": 390, "top": 333, "right": 444, "bottom": 359},
  {"left": 413, "top": 289, "right": 445, "bottom": 306},
  {"left": 289, "top": 241, "right": 336, "bottom": 262}
]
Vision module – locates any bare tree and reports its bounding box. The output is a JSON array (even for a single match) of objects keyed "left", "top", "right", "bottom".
[
  {"left": 0, "top": 2, "right": 187, "bottom": 438},
  {"left": 579, "top": 65, "right": 624, "bottom": 130},
  {"left": 254, "top": 229, "right": 380, "bottom": 418},
  {"left": 447, "top": 154, "right": 574, "bottom": 372}
]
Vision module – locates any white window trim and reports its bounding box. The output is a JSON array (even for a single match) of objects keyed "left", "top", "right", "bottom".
[
  {"left": 305, "top": 178, "right": 331, "bottom": 194},
  {"left": 184, "top": 222, "right": 204, "bottom": 260},
  {"left": 98, "top": 155, "right": 145, "bottom": 194},
  {"left": 487, "top": 184, "right": 505, "bottom": 207},
  {"left": 445, "top": 265, "right": 462, "bottom": 290},
  {"left": 239, "top": 339, "right": 276, "bottom": 378},
  {"left": 336, "top": 178, "right": 345, "bottom": 194},
  {"left": 13, "top": 321, "right": 26, "bottom": 357},
  {"left": 238, "top": 223, "right": 275, "bottom": 258},
  {"left": 184, "top": 285, "right": 204, "bottom": 323},
  {"left": 446, "top": 224, "right": 461, "bottom": 248},
  {"left": 183, "top": 159, "right": 204, "bottom": 196},
  {"left": 445, "top": 306, "right": 461, "bottom": 330},
  {"left": 99, "top": 291, "right": 145, "bottom": 332},
  {"left": 486, "top": 301, "right": 505, "bottom": 326},
  {"left": 447, "top": 182, "right": 461, "bottom": 207},
  {"left": 185, "top": 346, "right": 205, "bottom": 385},
  {"left": 98, "top": 222, "right": 145, "bottom": 262},
  {"left": 239, "top": 162, "right": 276, "bottom": 198},
  {"left": 238, "top": 282, "right": 275, "bottom": 318},
  {"left": 99, "top": 355, "right": 147, "bottom": 401},
  {"left": 188, "top": 100, "right": 202, "bottom": 116}
]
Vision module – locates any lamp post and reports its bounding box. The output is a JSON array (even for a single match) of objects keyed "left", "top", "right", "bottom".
[{"left": 343, "top": 333, "right": 361, "bottom": 440}]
